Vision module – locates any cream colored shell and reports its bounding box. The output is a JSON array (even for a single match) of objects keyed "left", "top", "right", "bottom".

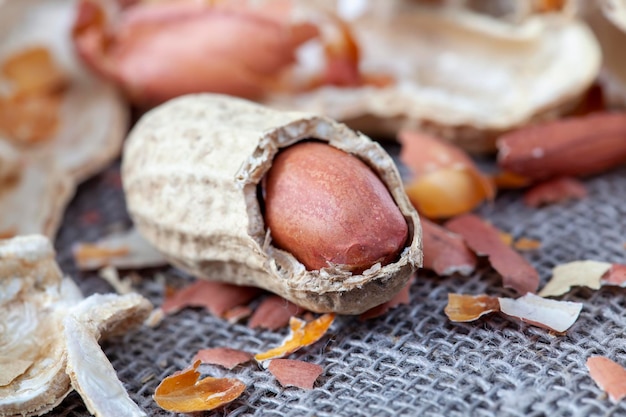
[
  {"left": 0, "top": 235, "right": 151, "bottom": 417},
  {"left": 0, "top": 0, "right": 129, "bottom": 239},
  {"left": 267, "top": 5, "right": 601, "bottom": 152},
  {"left": 122, "top": 94, "right": 422, "bottom": 314},
  {"left": 582, "top": 0, "right": 626, "bottom": 108},
  {"left": 0, "top": 0, "right": 128, "bottom": 184}
]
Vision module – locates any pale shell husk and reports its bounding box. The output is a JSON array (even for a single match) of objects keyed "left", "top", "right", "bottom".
[
  {"left": 267, "top": 6, "right": 601, "bottom": 152},
  {"left": 122, "top": 94, "right": 422, "bottom": 314},
  {"left": 582, "top": 0, "right": 626, "bottom": 108},
  {"left": 0, "top": 236, "right": 79, "bottom": 417},
  {"left": 0, "top": 235, "right": 152, "bottom": 417},
  {"left": 0, "top": 155, "right": 75, "bottom": 238},
  {"left": 0, "top": 0, "right": 128, "bottom": 183}
]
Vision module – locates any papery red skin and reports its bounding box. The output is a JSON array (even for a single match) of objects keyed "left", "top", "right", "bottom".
[
  {"left": 601, "top": 264, "right": 626, "bottom": 286},
  {"left": 193, "top": 347, "right": 253, "bottom": 370},
  {"left": 522, "top": 177, "right": 587, "bottom": 207},
  {"left": 161, "top": 280, "right": 260, "bottom": 316},
  {"left": 359, "top": 276, "right": 414, "bottom": 320},
  {"left": 445, "top": 214, "right": 539, "bottom": 294},
  {"left": 264, "top": 142, "right": 408, "bottom": 273},
  {"left": 72, "top": 0, "right": 318, "bottom": 106},
  {"left": 420, "top": 218, "right": 477, "bottom": 276},
  {"left": 268, "top": 359, "right": 323, "bottom": 390},
  {"left": 248, "top": 295, "right": 304, "bottom": 331}
]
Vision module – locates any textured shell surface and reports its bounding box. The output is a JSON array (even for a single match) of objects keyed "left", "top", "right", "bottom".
[
  {"left": 0, "top": 0, "right": 128, "bottom": 183},
  {"left": 123, "top": 93, "right": 422, "bottom": 314},
  {"left": 583, "top": 1, "right": 626, "bottom": 108},
  {"left": 266, "top": 4, "right": 601, "bottom": 152},
  {"left": 0, "top": 235, "right": 152, "bottom": 417}
]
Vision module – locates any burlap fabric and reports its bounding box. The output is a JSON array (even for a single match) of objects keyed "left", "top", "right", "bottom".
[{"left": 53, "top": 147, "right": 626, "bottom": 416}]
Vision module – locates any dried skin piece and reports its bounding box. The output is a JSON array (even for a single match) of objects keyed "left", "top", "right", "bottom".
[
  {"left": 586, "top": 356, "right": 626, "bottom": 403},
  {"left": 153, "top": 360, "right": 246, "bottom": 413},
  {"left": 72, "top": 228, "right": 168, "bottom": 270},
  {"left": 539, "top": 260, "right": 625, "bottom": 297},
  {"left": 523, "top": 177, "right": 587, "bottom": 207},
  {"left": 499, "top": 231, "right": 514, "bottom": 246},
  {"left": 499, "top": 232, "right": 541, "bottom": 251},
  {"left": 161, "top": 280, "right": 261, "bottom": 316},
  {"left": 268, "top": 359, "right": 323, "bottom": 389},
  {"left": 513, "top": 237, "right": 542, "bottom": 251},
  {"left": 399, "top": 130, "right": 494, "bottom": 219},
  {"left": 540, "top": 260, "right": 611, "bottom": 296},
  {"left": 602, "top": 263, "right": 626, "bottom": 286},
  {"left": 360, "top": 276, "right": 414, "bottom": 320},
  {"left": 0, "top": 93, "right": 64, "bottom": 145},
  {"left": 445, "top": 214, "right": 539, "bottom": 294},
  {"left": 1, "top": 46, "right": 67, "bottom": 96},
  {"left": 498, "top": 293, "right": 582, "bottom": 333},
  {"left": 420, "top": 218, "right": 476, "bottom": 276},
  {"left": 491, "top": 170, "right": 532, "bottom": 190},
  {"left": 255, "top": 313, "right": 335, "bottom": 361},
  {"left": 444, "top": 293, "right": 500, "bottom": 322},
  {"left": 193, "top": 348, "right": 253, "bottom": 370},
  {"left": 497, "top": 112, "right": 626, "bottom": 181},
  {"left": 72, "top": 0, "right": 318, "bottom": 106},
  {"left": 0, "top": 46, "right": 67, "bottom": 146},
  {"left": 248, "top": 295, "right": 304, "bottom": 331},
  {"left": 223, "top": 305, "right": 253, "bottom": 324},
  {"left": 99, "top": 266, "right": 133, "bottom": 295}
]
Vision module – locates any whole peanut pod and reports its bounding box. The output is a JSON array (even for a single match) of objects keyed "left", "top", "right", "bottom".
[{"left": 122, "top": 94, "right": 422, "bottom": 314}]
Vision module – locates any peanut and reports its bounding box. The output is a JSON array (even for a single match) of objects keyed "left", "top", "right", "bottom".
[
  {"left": 122, "top": 94, "right": 422, "bottom": 314},
  {"left": 264, "top": 141, "right": 408, "bottom": 273}
]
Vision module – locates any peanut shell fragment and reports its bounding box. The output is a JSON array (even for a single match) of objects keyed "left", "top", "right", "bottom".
[{"left": 122, "top": 94, "right": 422, "bottom": 314}]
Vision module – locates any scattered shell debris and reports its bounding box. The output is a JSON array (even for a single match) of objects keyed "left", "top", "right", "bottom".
[
  {"left": 522, "top": 176, "right": 588, "bottom": 207},
  {"left": 193, "top": 348, "right": 254, "bottom": 370},
  {"left": 153, "top": 360, "right": 246, "bottom": 413},
  {"left": 587, "top": 356, "right": 626, "bottom": 403},
  {"left": 539, "top": 260, "right": 626, "bottom": 297},
  {"left": 445, "top": 292, "right": 583, "bottom": 333},
  {"left": 445, "top": 213, "right": 540, "bottom": 294},
  {"left": 255, "top": 314, "right": 335, "bottom": 362},
  {"left": 0, "top": 235, "right": 152, "bottom": 417},
  {"left": 73, "top": 228, "right": 168, "bottom": 271},
  {"left": 268, "top": 359, "right": 324, "bottom": 390}
]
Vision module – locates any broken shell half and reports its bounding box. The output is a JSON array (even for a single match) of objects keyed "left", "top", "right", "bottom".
[
  {"left": 0, "top": 235, "right": 80, "bottom": 416},
  {"left": 0, "top": 0, "right": 128, "bottom": 183},
  {"left": 582, "top": 1, "right": 626, "bottom": 108},
  {"left": 0, "top": 235, "right": 151, "bottom": 417},
  {"left": 122, "top": 94, "right": 422, "bottom": 314},
  {"left": 0, "top": 154, "right": 75, "bottom": 238},
  {"left": 266, "top": 6, "right": 600, "bottom": 152}
]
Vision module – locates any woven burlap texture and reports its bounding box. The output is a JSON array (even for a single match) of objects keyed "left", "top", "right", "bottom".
[{"left": 53, "top": 155, "right": 626, "bottom": 417}]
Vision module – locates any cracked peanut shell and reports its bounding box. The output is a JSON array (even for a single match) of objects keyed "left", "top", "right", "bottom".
[{"left": 122, "top": 94, "right": 422, "bottom": 314}]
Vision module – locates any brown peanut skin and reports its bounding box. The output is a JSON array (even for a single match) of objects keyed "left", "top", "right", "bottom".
[
  {"left": 264, "top": 141, "right": 408, "bottom": 273},
  {"left": 497, "top": 112, "right": 626, "bottom": 180}
]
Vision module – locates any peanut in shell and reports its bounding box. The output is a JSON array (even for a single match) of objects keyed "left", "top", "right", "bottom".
[{"left": 122, "top": 94, "right": 422, "bottom": 314}]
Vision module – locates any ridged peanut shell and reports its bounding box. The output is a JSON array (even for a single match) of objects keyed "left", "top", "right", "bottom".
[
  {"left": 122, "top": 94, "right": 422, "bottom": 314},
  {"left": 266, "top": 5, "right": 600, "bottom": 153}
]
